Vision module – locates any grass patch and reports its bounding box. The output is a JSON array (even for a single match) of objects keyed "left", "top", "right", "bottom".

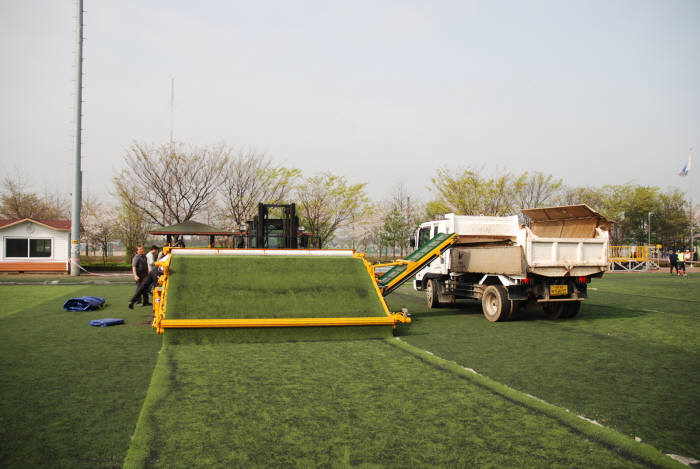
[
  {"left": 386, "top": 273, "right": 700, "bottom": 459},
  {"left": 0, "top": 273, "right": 133, "bottom": 284},
  {"left": 0, "top": 284, "right": 162, "bottom": 468},
  {"left": 126, "top": 339, "right": 646, "bottom": 468},
  {"left": 163, "top": 255, "right": 394, "bottom": 343},
  {"left": 166, "top": 256, "right": 386, "bottom": 319}
]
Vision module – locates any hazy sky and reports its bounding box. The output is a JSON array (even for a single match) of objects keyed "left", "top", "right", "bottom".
[{"left": 1, "top": 0, "right": 699, "bottom": 206}]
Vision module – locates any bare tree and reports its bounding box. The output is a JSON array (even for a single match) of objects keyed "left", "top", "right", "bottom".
[
  {"left": 1, "top": 171, "right": 69, "bottom": 219},
  {"left": 295, "top": 172, "right": 368, "bottom": 248},
  {"left": 218, "top": 149, "right": 300, "bottom": 227},
  {"left": 81, "top": 194, "right": 116, "bottom": 262},
  {"left": 113, "top": 142, "right": 229, "bottom": 227},
  {"left": 347, "top": 202, "right": 383, "bottom": 253}
]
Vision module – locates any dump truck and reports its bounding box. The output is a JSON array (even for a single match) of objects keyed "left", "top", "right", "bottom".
[{"left": 410, "top": 204, "right": 610, "bottom": 321}]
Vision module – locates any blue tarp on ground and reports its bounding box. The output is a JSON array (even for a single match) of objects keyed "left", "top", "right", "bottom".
[
  {"left": 89, "top": 318, "right": 124, "bottom": 327},
  {"left": 63, "top": 296, "right": 106, "bottom": 311}
]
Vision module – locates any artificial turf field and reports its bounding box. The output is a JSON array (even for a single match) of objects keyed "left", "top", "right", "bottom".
[{"left": 0, "top": 269, "right": 697, "bottom": 467}]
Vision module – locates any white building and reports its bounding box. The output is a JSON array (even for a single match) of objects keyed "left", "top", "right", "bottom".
[{"left": 0, "top": 219, "right": 70, "bottom": 273}]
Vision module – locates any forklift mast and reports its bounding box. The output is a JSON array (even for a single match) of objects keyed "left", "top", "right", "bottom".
[{"left": 247, "top": 203, "right": 308, "bottom": 249}]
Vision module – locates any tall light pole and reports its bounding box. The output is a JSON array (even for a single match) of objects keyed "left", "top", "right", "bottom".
[{"left": 70, "top": 0, "right": 84, "bottom": 276}]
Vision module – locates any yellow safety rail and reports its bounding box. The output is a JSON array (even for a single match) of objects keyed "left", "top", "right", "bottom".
[
  {"left": 160, "top": 314, "right": 410, "bottom": 329},
  {"left": 151, "top": 249, "right": 172, "bottom": 334},
  {"left": 152, "top": 248, "right": 411, "bottom": 334},
  {"left": 609, "top": 245, "right": 658, "bottom": 262}
]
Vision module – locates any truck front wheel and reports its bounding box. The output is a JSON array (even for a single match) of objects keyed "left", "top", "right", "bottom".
[
  {"left": 426, "top": 279, "right": 440, "bottom": 309},
  {"left": 481, "top": 285, "right": 515, "bottom": 322}
]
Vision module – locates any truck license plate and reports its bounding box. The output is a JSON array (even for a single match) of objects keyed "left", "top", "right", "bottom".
[{"left": 550, "top": 285, "right": 568, "bottom": 296}]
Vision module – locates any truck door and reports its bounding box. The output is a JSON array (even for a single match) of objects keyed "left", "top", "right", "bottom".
[{"left": 418, "top": 226, "right": 431, "bottom": 247}]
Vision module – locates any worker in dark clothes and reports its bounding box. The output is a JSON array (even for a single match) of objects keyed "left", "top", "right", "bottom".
[
  {"left": 130, "top": 245, "right": 150, "bottom": 307},
  {"left": 128, "top": 253, "right": 169, "bottom": 309},
  {"left": 669, "top": 249, "right": 677, "bottom": 275}
]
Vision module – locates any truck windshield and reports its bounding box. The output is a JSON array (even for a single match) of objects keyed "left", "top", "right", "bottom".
[{"left": 418, "top": 227, "right": 431, "bottom": 247}]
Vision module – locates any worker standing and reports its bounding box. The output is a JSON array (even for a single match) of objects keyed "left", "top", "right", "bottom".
[
  {"left": 146, "top": 245, "right": 159, "bottom": 272},
  {"left": 669, "top": 249, "right": 678, "bottom": 275},
  {"left": 130, "top": 246, "right": 150, "bottom": 306},
  {"left": 677, "top": 250, "right": 687, "bottom": 277}
]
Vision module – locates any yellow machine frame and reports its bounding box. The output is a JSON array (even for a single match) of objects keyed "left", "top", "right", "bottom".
[{"left": 151, "top": 247, "right": 411, "bottom": 334}]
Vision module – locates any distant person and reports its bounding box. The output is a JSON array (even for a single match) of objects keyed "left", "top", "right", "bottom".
[
  {"left": 669, "top": 249, "right": 677, "bottom": 275},
  {"left": 146, "top": 245, "right": 159, "bottom": 272},
  {"left": 146, "top": 245, "right": 159, "bottom": 293},
  {"left": 685, "top": 250, "right": 692, "bottom": 270},
  {"left": 130, "top": 245, "right": 150, "bottom": 306},
  {"left": 676, "top": 250, "right": 686, "bottom": 277}
]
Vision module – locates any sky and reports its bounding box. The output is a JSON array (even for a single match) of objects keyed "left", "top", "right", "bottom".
[{"left": 1, "top": 0, "right": 699, "bottom": 206}]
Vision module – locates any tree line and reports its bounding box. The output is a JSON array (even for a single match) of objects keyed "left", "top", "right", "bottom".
[{"left": 1, "top": 142, "right": 696, "bottom": 261}]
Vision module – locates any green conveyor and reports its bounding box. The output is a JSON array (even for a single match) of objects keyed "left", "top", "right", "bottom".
[{"left": 377, "top": 232, "right": 457, "bottom": 295}]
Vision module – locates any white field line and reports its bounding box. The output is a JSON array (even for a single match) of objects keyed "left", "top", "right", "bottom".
[{"left": 396, "top": 339, "right": 616, "bottom": 432}]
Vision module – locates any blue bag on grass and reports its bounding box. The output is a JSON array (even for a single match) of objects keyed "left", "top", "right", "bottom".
[
  {"left": 89, "top": 318, "right": 124, "bottom": 327},
  {"left": 63, "top": 296, "right": 106, "bottom": 311}
]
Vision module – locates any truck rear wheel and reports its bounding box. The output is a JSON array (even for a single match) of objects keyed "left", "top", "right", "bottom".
[
  {"left": 543, "top": 302, "right": 565, "bottom": 319},
  {"left": 481, "top": 285, "right": 514, "bottom": 322},
  {"left": 544, "top": 301, "right": 580, "bottom": 319},
  {"left": 562, "top": 301, "right": 581, "bottom": 318},
  {"left": 426, "top": 279, "right": 440, "bottom": 309}
]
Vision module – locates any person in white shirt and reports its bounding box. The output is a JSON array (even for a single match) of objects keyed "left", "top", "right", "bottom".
[{"left": 146, "top": 245, "right": 159, "bottom": 272}]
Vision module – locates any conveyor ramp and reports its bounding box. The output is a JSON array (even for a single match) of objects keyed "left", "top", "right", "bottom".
[{"left": 376, "top": 233, "right": 458, "bottom": 296}]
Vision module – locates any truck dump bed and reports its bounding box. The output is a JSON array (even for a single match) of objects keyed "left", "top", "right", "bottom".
[
  {"left": 521, "top": 205, "right": 610, "bottom": 277},
  {"left": 443, "top": 204, "right": 609, "bottom": 278}
]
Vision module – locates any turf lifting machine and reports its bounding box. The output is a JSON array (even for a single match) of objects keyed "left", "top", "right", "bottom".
[{"left": 151, "top": 203, "right": 419, "bottom": 338}]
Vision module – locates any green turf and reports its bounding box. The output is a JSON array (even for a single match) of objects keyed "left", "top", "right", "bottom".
[
  {"left": 0, "top": 284, "right": 162, "bottom": 468},
  {"left": 2, "top": 271, "right": 695, "bottom": 467},
  {"left": 163, "top": 255, "right": 393, "bottom": 343},
  {"left": 386, "top": 272, "right": 700, "bottom": 460},
  {"left": 166, "top": 256, "right": 386, "bottom": 319},
  {"left": 125, "top": 339, "right": 649, "bottom": 468}
]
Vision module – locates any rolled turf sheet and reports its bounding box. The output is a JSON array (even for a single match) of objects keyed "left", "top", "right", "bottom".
[
  {"left": 162, "top": 255, "right": 394, "bottom": 344},
  {"left": 124, "top": 340, "right": 644, "bottom": 468}
]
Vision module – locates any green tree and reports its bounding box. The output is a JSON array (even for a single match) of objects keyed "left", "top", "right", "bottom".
[
  {"left": 515, "top": 172, "right": 563, "bottom": 208},
  {"left": 380, "top": 206, "right": 407, "bottom": 257},
  {"left": 295, "top": 172, "right": 368, "bottom": 248},
  {"left": 427, "top": 166, "right": 526, "bottom": 217},
  {"left": 655, "top": 189, "right": 690, "bottom": 248},
  {"left": 113, "top": 203, "right": 149, "bottom": 262}
]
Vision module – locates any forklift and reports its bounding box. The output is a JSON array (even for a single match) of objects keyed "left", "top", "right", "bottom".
[{"left": 241, "top": 203, "right": 310, "bottom": 249}]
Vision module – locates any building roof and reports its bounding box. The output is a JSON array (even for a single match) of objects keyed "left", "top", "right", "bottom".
[
  {"left": 0, "top": 218, "right": 71, "bottom": 231},
  {"left": 149, "top": 220, "right": 231, "bottom": 236}
]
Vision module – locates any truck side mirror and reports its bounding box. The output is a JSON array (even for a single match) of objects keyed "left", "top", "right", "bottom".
[{"left": 409, "top": 238, "right": 416, "bottom": 248}]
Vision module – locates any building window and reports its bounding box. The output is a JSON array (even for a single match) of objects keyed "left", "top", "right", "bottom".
[
  {"left": 4, "top": 238, "right": 52, "bottom": 258},
  {"left": 30, "top": 239, "right": 52, "bottom": 257}
]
